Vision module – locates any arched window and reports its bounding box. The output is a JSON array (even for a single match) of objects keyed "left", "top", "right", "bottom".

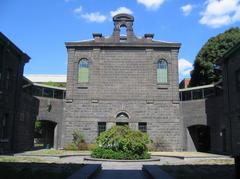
[
  {"left": 78, "top": 59, "right": 89, "bottom": 83},
  {"left": 157, "top": 59, "right": 168, "bottom": 83},
  {"left": 116, "top": 112, "right": 129, "bottom": 119}
]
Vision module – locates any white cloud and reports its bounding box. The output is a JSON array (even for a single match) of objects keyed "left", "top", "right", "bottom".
[
  {"left": 199, "top": 0, "right": 240, "bottom": 28},
  {"left": 181, "top": 4, "right": 193, "bottom": 16},
  {"left": 110, "top": 7, "right": 133, "bottom": 17},
  {"left": 137, "top": 0, "right": 165, "bottom": 10},
  {"left": 178, "top": 59, "right": 193, "bottom": 79},
  {"left": 81, "top": 12, "right": 107, "bottom": 23},
  {"left": 73, "top": 6, "right": 82, "bottom": 14}
]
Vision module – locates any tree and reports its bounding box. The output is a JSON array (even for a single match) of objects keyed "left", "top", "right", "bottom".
[{"left": 190, "top": 27, "right": 240, "bottom": 87}]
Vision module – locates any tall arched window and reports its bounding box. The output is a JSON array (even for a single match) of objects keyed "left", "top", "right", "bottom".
[
  {"left": 157, "top": 59, "right": 168, "bottom": 83},
  {"left": 78, "top": 59, "right": 89, "bottom": 83}
]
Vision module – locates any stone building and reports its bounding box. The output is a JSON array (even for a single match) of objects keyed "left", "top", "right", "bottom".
[
  {"left": 0, "top": 32, "right": 39, "bottom": 153},
  {"left": 220, "top": 42, "right": 240, "bottom": 155},
  {"left": 63, "top": 14, "right": 183, "bottom": 150}
]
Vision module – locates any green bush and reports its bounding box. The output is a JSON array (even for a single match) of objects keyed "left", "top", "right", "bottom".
[{"left": 91, "top": 126, "right": 151, "bottom": 160}]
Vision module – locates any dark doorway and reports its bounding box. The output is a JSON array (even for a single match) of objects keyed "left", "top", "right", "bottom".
[
  {"left": 34, "top": 120, "right": 57, "bottom": 149},
  {"left": 188, "top": 125, "right": 210, "bottom": 152},
  {"left": 116, "top": 122, "right": 129, "bottom": 126}
]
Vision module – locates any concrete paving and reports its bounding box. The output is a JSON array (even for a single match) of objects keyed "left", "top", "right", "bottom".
[{"left": 92, "top": 170, "right": 148, "bottom": 179}]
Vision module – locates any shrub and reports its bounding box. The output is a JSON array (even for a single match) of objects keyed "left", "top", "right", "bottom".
[
  {"left": 64, "top": 130, "right": 89, "bottom": 150},
  {"left": 91, "top": 125, "right": 151, "bottom": 160},
  {"left": 72, "top": 130, "right": 85, "bottom": 146}
]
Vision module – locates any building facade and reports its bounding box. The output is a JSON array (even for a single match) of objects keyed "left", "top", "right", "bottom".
[
  {"left": 63, "top": 14, "right": 182, "bottom": 151},
  {"left": 0, "top": 32, "right": 39, "bottom": 153},
  {"left": 221, "top": 42, "right": 240, "bottom": 155}
]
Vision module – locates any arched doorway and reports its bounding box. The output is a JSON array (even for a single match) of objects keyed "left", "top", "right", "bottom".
[
  {"left": 34, "top": 120, "right": 57, "bottom": 149},
  {"left": 116, "top": 112, "right": 129, "bottom": 126},
  {"left": 187, "top": 125, "right": 211, "bottom": 152}
]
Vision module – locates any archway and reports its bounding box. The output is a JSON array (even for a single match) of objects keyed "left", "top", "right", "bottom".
[
  {"left": 116, "top": 112, "right": 129, "bottom": 126},
  {"left": 34, "top": 120, "right": 57, "bottom": 149},
  {"left": 187, "top": 125, "right": 210, "bottom": 152}
]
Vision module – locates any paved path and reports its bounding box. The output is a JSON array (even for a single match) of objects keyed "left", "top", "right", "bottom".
[
  {"left": 92, "top": 170, "right": 147, "bottom": 179},
  {"left": 93, "top": 162, "right": 148, "bottom": 179}
]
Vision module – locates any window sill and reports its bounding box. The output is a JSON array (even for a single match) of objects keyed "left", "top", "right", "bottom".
[
  {"left": 77, "top": 83, "right": 89, "bottom": 89},
  {"left": 157, "top": 83, "right": 169, "bottom": 89}
]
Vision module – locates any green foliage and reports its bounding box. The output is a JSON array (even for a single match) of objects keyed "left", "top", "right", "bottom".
[
  {"left": 34, "top": 120, "right": 43, "bottom": 138},
  {"left": 41, "top": 81, "right": 66, "bottom": 88},
  {"left": 91, "top": 126, "right": 151, "bottom": 160},
  {"left": 91, "top": 147, "right": 150, "bottom": 160},
  {"left": 64, "top": 130, "right": 88, "bottom": 150},
  {"left": 190, "top": 27, "right": 240, "bottom": 87},
  {"left": 72, "top": 130, "right": 85, "bottom": 146}
]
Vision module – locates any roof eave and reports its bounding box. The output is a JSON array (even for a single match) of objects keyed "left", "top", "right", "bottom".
[{"left": 65, "top": 42, "right": 181, "bottom": 49}]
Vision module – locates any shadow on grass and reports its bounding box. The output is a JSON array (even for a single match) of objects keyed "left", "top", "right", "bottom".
[
  {"left": 0, "top": 162, "right": 84, "bottom": 179},
  {"left": 160, "top": 164, "right": 235, "bottom": 179}
]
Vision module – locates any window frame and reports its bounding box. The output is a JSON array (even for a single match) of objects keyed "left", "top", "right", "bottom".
[
  {"left": 138, "top": 122, "right": 147, "bottom": 133},
  {"left": 78, "top": 58, "right": 89, "bottom": 84},
  {"left": 98, "top": 122, "right": 106, "bottom": 136},
  {"left": 157, "top": 59, "right": 168, "bottom": 84}
]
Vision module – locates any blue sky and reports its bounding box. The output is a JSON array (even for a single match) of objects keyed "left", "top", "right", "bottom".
[{"left": 1, "top": 0, "right": 240, "bottom": 81}]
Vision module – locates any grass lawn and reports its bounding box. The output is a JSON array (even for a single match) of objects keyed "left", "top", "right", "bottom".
[
  {"left": 160, "top": 159, "right": 235, "bottom": 179},
  {"left": 0, "top": 156, "right": 45, "bottom": 163},
  {"left": 25, "top": 149, "right": 90, "bottom": 155},
  {"left": 151, "top": 151, "right": 225, "bottom": 157}
]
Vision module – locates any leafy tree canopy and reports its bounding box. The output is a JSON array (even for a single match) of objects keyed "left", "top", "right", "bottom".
[{"left": 190, "top": 27, "right": 240, "bottom": 87}]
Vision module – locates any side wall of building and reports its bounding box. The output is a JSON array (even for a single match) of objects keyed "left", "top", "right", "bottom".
[
  {"left": 181, "top": 96, "right": 227, "bottom": 153},
  {"left": 0, "top": 34, "right": 31, "bottom": 153},
  {"left": 14, "top": 93, "right": 39, "bottom": 151},
  {"left": 36, "top": 97, "right": 63, "bottom": 148},
  {"left": 181, "top": 99, "right": 207, "bottom": 151},
  {"left": 205, "top": 95, "right": 227, "bottom": 154},
  {"left": 223, "top": 49, "right": 240, "bottom": 155}
]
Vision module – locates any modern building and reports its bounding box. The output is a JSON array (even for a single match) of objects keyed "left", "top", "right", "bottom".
[{"left": 63, "top": 14, "right": 183, "bottom": 151}]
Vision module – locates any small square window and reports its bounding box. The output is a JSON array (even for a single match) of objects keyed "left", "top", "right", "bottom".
[{"left": 138, "top": 122, "right": 147, "bottom": 133}]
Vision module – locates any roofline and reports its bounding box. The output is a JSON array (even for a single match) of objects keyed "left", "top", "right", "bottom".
[
  {"left": 23, "top": 76, "right": 33, "bottom": 85},
  {"left": 33, "top": 83, "right": 66, "bottom": 90},
  {"left": 65, "top": 42, "right": 181, "bottom": 49},
  {"left": 0, "top": 32, "right": 30, "bottom": 63}
]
